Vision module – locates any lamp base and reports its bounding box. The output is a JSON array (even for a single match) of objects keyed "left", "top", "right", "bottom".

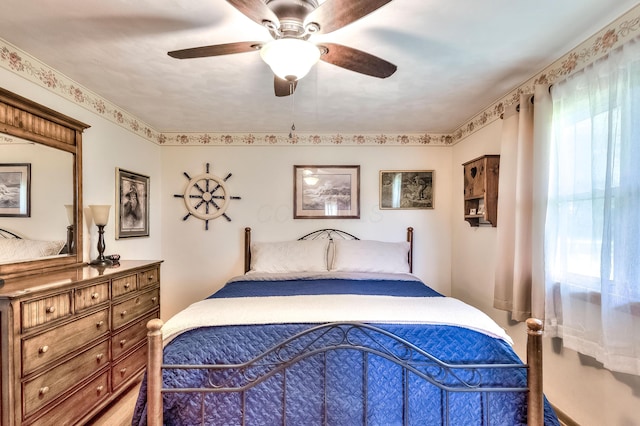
[{"left": 90, "top": 258, "right": 113, "bottom": 267}]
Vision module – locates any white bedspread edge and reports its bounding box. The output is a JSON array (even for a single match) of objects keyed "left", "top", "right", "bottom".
[{"left": 160, "top": 294, "right": 513, "bottom": 347}]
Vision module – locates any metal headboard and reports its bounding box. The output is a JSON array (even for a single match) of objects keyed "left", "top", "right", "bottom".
[
  {"left": 244, "top": 227, "right": 414, "bottom": 273},
  {"left": 0, "top": 228, "right": 22, "bottom": 239},
  {"left": 297, "top": 228, "right": 360, "bottom": 241}
]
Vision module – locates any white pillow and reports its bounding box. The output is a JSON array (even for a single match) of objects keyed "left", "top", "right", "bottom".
[
  {"left": 331, "top": 239, "right": 410, "bottom": 273},
  {"left": 0, "top": 239, "right": 66, "bottom": 262},
  {"left": 250, "top": 239, "right": 329, "bottom": 273}
]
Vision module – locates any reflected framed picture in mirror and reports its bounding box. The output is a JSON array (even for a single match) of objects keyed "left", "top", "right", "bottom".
[
  {"left": 115, "top": 168, "right": 149, "bottom": 238},
  {"left": 0, "top": 163, "right": 31, "bottom": 217}
]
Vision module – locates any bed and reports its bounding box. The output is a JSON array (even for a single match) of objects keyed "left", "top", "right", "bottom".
[{"left": 134, "top": 227, "right": 558, "bottom": 426}]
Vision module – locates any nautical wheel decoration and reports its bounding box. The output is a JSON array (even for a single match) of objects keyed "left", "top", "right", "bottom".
[{"left": 174, "top": 163, "right": 241, "bottom": 230}]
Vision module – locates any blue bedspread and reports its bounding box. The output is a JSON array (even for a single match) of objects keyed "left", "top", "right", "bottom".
[
  {"left": 209, "top": 277, "right": 443, "bottom": 299},
  {"left": 132, "top": 276, "right": 559, "bottom": 425}
]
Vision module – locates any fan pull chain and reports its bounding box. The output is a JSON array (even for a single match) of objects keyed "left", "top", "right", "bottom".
[{"left": 289, "top": 81, "right": 296, "bottom": 138}]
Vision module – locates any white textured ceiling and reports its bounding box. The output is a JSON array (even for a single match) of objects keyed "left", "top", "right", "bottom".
[{"left": 0, "top": 0, "right": 638, "bottom": 134}]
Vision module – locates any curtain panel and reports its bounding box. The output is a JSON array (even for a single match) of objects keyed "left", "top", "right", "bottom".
[
  {"left": 545, "top": 39, "right": 640, "bottom": 376},
  {"left": 494, "top": 86, "right": 551, "bottom": 322}
]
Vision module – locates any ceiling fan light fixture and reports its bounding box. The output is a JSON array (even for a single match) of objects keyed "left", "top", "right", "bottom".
[{"left": 260, "top": 38, "right": 321, "bottom": 81}]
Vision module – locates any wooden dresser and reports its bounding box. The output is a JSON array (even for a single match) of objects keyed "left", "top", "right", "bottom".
[{"left": 0, "top": 260, "right": 162, "bottom": 426}]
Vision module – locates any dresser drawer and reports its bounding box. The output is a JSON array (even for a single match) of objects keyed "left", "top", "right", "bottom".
[
  {"left": 112, "top": 288, "right": 159, "bottom": 330},
  {"left": 21, "top": 292, "right": 72, "bottom": 330},
  {"left": 112, "top": 310, "right": 159, "bottom": 360},
  {"left": 139, "top": 267, "right": 159, "bottom": 289},
  {"left": 112, "top": 342, "right": 147, "bottom": 390},
  {"left": 74, "top": 281, "right": 109, "bottom": 313},
  {"left": 23, "top": 339, "right": 109, "bottom": 416},
  {"left": 27, "top": 370, "right": 109, "bottom": 426},
  {"left": 112, "top": 273, "right": 137, "bottom": 298},
  {"left": 22, "top": 308, "right": 110, "bottom": 375}
]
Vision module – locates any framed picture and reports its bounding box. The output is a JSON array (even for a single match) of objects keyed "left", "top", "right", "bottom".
[
  {"left": 294, "top": 165, "right": 360, "bottom": 219},
  {"left": 115, "top": 168, "right": 150, "bottom": 238},
  {"left": 0, "top": 163, "right": 30, "bottom": 217},
  {"left": 379, "top": 170, "right": 434, "bottom": 209}
]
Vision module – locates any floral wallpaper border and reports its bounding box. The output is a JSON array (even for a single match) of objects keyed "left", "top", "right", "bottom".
[{"left": 1, "top": 5, "right": 638, "bottom": 147}]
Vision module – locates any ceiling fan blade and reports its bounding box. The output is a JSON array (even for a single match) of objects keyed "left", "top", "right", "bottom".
[
  {"left": 305, "top": 0, "right": 393, "bottom": 35},
  {"left": 274, "top": 77, "right": 297, "bottom": 97},
  {"left": 168, "top": 42, "right": 261, "bottom": 59},
  {"left": 226, "top": 0, "right": 280, "bottom": 27},
  {"left": 319, "top": 43, "right": 397, "bottom": 78}
]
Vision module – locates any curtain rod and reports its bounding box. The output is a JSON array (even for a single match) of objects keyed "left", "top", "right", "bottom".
[{"left": 511, "top": 84, "right": 554, "bottom": 114}]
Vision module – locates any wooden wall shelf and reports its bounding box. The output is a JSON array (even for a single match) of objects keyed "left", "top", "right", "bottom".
[{"left": 463, "top": 155, "right": 500, "bottom": 227}]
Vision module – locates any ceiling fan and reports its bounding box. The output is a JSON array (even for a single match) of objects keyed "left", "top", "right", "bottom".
[{"left": 168, "top": 0, "right": 397, "bottom": 97}]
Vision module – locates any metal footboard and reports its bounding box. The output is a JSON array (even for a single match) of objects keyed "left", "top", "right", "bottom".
[{"left": 147, "top": 320, "right": 544, "bottom": 425}]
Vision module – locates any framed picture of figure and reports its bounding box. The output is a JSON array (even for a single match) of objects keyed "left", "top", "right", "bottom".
[
  {"left": 115, "top": 168, "right": 150, "bottom": 238},
  {"left": 379, "top": 170, "right": 434, "bottom": 209}
]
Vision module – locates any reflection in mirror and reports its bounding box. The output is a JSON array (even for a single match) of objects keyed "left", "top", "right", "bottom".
[
  {"left": 0, "top": 87, "right": 88, "bottom": 279},
  {"left": 0, "top": 136, "right": 74, "bottom": 264}
]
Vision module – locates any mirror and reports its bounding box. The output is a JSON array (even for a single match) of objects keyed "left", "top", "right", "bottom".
[{"left": 0, "top": 87, "right": 89, "bottom": 279}]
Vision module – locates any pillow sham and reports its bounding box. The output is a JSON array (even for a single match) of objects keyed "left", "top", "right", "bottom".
[
  {"left": 0, "top": 239, "right": 66, "bottom": 262},
  {"left": 331, "top": 239, "right": 410, "bottom": 273},
  {"left": 250, "top": 239, "right": 329, "bottom": 273}
]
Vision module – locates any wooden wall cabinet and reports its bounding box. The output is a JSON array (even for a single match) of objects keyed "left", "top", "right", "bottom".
[
  {"left": 463, "top": 155, "right": 500, "bottom": 227},
  {"left": 0, "top": 260, "right": 161, "bottom": 426}
]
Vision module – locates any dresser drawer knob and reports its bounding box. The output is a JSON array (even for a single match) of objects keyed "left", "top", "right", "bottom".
[
  {"left": 119, "top": 339, "right": 127, "bottom": 347},
  {"left": 124, "top": 283, "right": 131, "bottom": 289},
  {"left": 96, "top": 353, "right": 104, "bottom": 361},
  {"left": 39, "top": 345, "right": 49, "bottom": 354},
  {"left": 45, "top": 306, "right": 55, "bottom": 314},
  {"left": 148, "top": 275, "right": 154, "bottom": 281},
  {"left": 39, "top": 386, "right": 49, "bottom": 396},
  {"left": 120, "top": 367, "right": 127, "bottom": 376},
  {"left": 151, "top": 297, "right": 158, "bottom": 303},
  {"left": 120, "top": 310, "right": 127, "bottom": 317},
  {"left": 91, "top": 292, "right": 100, "bottom": 300},
  {"left": 96, "top": 320, "right": 104, "bottom": 328},
  {"left": 96, "top": 385, "right": 104, "bottom": 394}
]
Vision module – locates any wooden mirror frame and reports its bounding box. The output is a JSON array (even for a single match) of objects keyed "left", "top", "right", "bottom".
[{"left": 0, "top": 87, "right": 89, "bottom": 278}]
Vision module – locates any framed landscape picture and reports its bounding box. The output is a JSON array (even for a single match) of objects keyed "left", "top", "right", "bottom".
[
  {"left": 379, "top": 170, "right": 434, "bottom": 209},
  {"left": 0, "top": 163, "right": 30, "bottom": 217},
  {"left": 294, "top": 165, "right": 360, "bottom": 219},
  {"left": 115, "top": 168, "right": 150, "bottom": 238}
]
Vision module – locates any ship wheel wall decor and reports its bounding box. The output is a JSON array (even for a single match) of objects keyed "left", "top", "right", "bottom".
[{"left": 173, "top": 163, "right": 241, "bottom": 230}]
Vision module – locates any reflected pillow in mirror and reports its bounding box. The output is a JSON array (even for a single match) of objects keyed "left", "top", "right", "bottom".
[{"left": 0, "top": 239, "right": 66, "bottom": 262}]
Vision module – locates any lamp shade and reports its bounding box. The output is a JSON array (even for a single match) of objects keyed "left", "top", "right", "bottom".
[
  {"left": 89, "top": 205, "right": 111, "bottom": 226},
  {"left": 260, "top": 38, "right": 321, "bottom": 81}
]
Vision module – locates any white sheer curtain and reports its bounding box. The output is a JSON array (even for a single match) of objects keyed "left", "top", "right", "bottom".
[
  {"left": 494, "top": 87, "right": 552, "bottom": 321},
  {"left": 545, "top": 39, "right": 640, "bottom": 375}
]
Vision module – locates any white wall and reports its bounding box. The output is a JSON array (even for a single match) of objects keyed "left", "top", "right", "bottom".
[
  {"left": 160, "top": 145, "right": 453, "bottom": 319},
  {"left": 451, "top": 120, "right": 640, "bottom": 426}
]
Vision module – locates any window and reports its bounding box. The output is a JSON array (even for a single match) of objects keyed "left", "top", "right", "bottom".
[{"left": 545, "top": 40, "right": 640, "bottom": 376}]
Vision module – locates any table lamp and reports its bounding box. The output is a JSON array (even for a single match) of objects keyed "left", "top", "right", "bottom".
[{"left": 89, "top": 205, "right": 113, "bottom": 266}]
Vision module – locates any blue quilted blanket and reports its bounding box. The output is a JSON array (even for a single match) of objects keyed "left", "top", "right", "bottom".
[{"left": 132, "top": 276, "right": 559, "bottom": 425}]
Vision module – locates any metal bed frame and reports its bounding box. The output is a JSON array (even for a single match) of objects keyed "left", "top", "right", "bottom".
[
  {"left": 146, "top": 227, "right": 544, "bottom": 425},
  {"left": 0, "top": 228, "right": 22, "bottom": 239}
]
